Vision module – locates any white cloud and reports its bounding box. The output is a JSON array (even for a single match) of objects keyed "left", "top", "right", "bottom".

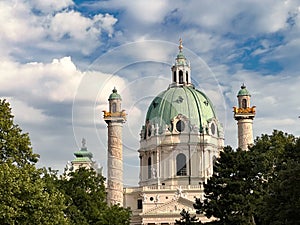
[
  {"left": 0, "top": 57, "right": 83, "bottom": 102},
  {"left": 7, "top": 98, "right": 48, "bottom": 124},
  {"left": 31, "top": 0, "right": 74, "bottom": 13},
  {"left": 49, "top": 11, "right": 117, "bottom": 41},
  {"left": 0, "top": 0, "right": 118, "bottom": 58},
  {"left": 0, "top": 1, "right": 44, "bottom": 43}
]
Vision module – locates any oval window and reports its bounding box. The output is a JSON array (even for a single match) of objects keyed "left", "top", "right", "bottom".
[
  {"left": 211, "top": 123, "right": 216, "bottom": 135},
  {"left": 176, "top": 120, "right": 185, "bottom": 132}
]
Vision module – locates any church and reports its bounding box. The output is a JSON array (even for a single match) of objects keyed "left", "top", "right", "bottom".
[{"left": 70, "top": 40, "right": 256, "bottom": 225}]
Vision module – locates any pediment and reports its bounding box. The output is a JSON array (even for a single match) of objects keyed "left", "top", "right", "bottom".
[{"left": 143, "top": 197, "right": 196, "bottom": 215}]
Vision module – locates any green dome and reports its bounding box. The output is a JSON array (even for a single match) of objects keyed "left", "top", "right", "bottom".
[
  {"left": 109, "top": 87, "right": 122, "bottom": 100},
  {"left": 146, "top": 85, "right": 217, "bottom": 132},
  {"left": 237, "top": 84, "right": 251, "bottom": 96}
]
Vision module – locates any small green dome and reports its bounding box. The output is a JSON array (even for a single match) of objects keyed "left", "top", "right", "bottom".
[
  {"left": 237, "top": 84, "right": 251, "bottom": 96},
  {"left": 146, "top": 85, "right": 219, "bottom": 133},
  {"left": 109, "top": 87, "right": 122, "bottom": 100}
]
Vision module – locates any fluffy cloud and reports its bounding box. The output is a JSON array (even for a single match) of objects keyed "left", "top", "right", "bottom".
[
  {"left": 0, "top": 57, "right": 82, "bottom": 102},
  {"left": 49, "top": 11, "right": 117, "bottom": 41},
  {"left": 0, "top": 0, "right": 117, "bottom": 59}
]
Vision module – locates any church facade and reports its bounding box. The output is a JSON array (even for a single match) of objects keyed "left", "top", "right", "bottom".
[{"left": 102, "top": 41, "right": 255, "bottom": 224}]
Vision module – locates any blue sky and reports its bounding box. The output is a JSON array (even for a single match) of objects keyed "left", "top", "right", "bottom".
[{"left": 1, "top": 0, "right": 300, "bottom": 185}]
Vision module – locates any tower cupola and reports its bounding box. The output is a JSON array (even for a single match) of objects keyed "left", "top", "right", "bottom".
[
  {"left": 233, "top": 84, "right": 256, "bottom": 150},
  {"left": 171, "top": 39, "right": 192, "bottom": 86}
]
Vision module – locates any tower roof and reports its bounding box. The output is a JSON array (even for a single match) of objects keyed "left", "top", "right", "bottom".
[
  {"left": 72, "top": 138, "right": 93, "bottom": 163},
  {"left": 237, "top": 84, "right": 251, "bottom": 97},
  {"left": 109, "top": 87, "right": 122, "bottom": 100}
]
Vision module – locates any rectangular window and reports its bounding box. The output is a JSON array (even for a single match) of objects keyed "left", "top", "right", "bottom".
[{"left": 137, "top": 199, "right": 143, "bottom": 209}]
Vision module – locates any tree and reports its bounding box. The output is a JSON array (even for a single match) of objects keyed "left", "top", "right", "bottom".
[
  {"left": 102, "top": 204, "right": 131, "bottom": 225},
  {"left": 175, "top": 209, "right": 201, "bottom": 225},
  {"left": 0, "top": 162, "right": 69, "bottom": 224},
  {"left": 0, "top": 99, "right": 39, "bottom": 166},
  {"left": 59, "top": 167, "right": 131, "bottom": 225},
  {"left": 194, "top": 130, "right": 300, "bottom": 225},
  {"left": 258, "top": 132, "right": 300, "bottom": 225},
  {"left": 0, "top": 99, "right": 69, "bottom": 224},
  {"left": 196, "top": 146, "right": 259, "bottom": 225}
]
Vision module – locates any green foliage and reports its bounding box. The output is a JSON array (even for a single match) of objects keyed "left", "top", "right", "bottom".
[
  {"left": 199, "top": 146, "right": 258, "bottom": 225},
  {"left": 59, "top": 168, "right": 107, "bottom": 224},
  {"left": 59, "top": 167, "right": 131, "bottom": 225},
  {"left": 175, "top": 209, "right": 201, "bottom": 225},
  {"left": 194, "top": 130, "right": 300, "bottom": 225},
  {"left": 0, "top": 162, "right": 69, "bottom": 225},
  {"left": 102, "top": 204, "right": 131, "bottom": 225},
  {"left": 258, "top": 134, "right": 300, "bottom": 225},
  {"left": 0, "top": 99, "right": 69, "bottom": 224},
  {"left": 0, "top": 99, "right": 39, "bottom": 166},
  {"left": 0, "top": 99, "right": 131, "bottom": 225}
]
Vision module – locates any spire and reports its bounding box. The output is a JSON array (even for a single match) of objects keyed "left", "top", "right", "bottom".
[{"left": 179, "top": 38, "right": 183, "bottom": 52}]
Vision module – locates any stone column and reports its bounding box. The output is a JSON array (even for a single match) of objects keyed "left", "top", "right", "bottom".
[
  {"left": 103, "top": 87, "right": 126, "bottom": 206},
  {"left": 107, "top": 121, "right": 124, "bottom": 206},
  {"left": 237, "top": 118, "right": 254, "bottom": 151}
]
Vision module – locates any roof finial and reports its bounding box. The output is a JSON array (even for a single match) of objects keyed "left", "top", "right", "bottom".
[
  {"left": 179, "top": 38, "right": 183, "bottom": 52},
  {"left": 82, "top": 138, "right": 86, "bottom": 148}
]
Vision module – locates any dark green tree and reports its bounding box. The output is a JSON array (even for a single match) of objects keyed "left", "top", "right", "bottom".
[
  {"left": 194, "top": 130, "right": 300, "bottom": 225},
  {"left": 175, "top": 209, "right": 201, "bottom": 225},
  {"left": 258, "top": 132, "right": 300, "bottom": 225},
  {"left": 198, "top": 146, "right": 259, "bottom": 225}
]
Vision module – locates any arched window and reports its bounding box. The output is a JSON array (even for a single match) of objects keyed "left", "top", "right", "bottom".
[
  {"left": 176, "top": 153, "right": 187, "bottom": 176},
  {"left": 186, "top": 71, "right": 189, "bottom": 83},
  {"left": 173, "top": 71, "right": 177, "bottom": 82},
  {"left": 242, "top": 99, "right": 247, "bottom": 109},
  {"left": 112, "top": 103, "right": 117, "bottom": 113},
  {"left": 148, "top": 157, "right": 151, "bottom": 179},
  {"left": 179, "top": 70, "right": 183, "bottom": 84}
]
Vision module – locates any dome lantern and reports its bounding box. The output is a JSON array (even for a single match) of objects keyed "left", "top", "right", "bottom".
[{"left": 171, "top": 38, "right": 192, "bottom": 87}]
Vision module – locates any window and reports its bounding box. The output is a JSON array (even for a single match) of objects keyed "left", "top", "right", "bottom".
[
  {"left": 176, "top": 120, "right": 185, "bottom": 132},
  {"left": 186, "top": 71, "right": 188, "bottom": 83},
  {"left": 242, "top": 99, "right": 247, "bottom": 109},
  {"left": 137, "top": 199, "right": 143, "bottom": 209},
  {"left": 112, "top": 103, "right": 117, "bottom": 113},
  {"left": 176, "top": 153, "right": 187, "bottom": 176},
  {"left": 148, "top": 157, "right": 151, "bottom": 179},
  {"left": 179, "top": 70, "right": 183, "bottom": 84},
  {"left": 173, "top": 71, "right": 176, "bottom": 82},
  {"left": 211, "top": 123, "right": 216, "bottom": 135}
]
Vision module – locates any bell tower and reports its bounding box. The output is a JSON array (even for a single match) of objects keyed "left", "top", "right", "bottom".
[
  {"left": 103, "top": 87, "right": 126, "bottom": 206},
  {"left": 233, "top": 84, "right": 256, "bottom": 150}
]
